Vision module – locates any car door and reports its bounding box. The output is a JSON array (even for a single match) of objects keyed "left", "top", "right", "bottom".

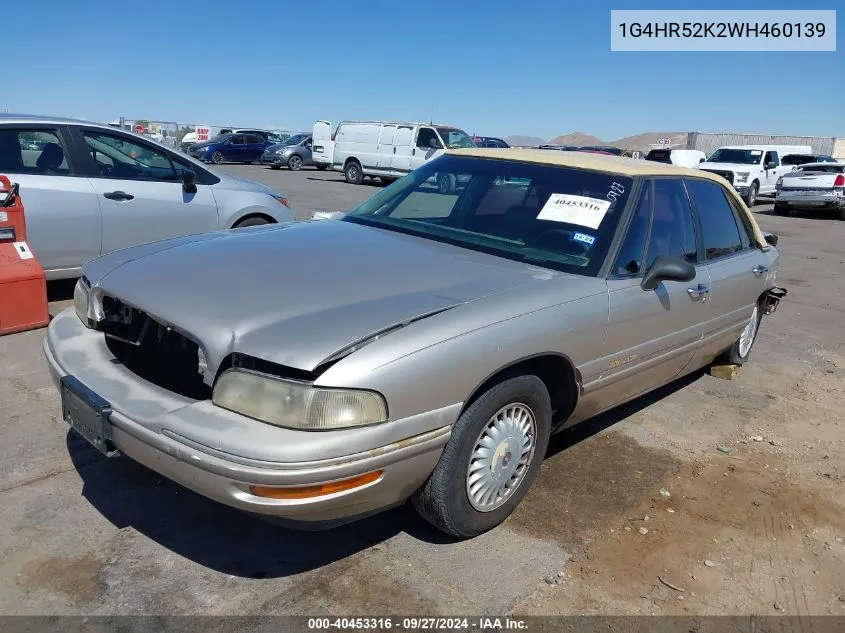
[
  {"left": 685, "top": 178, "right": 770, "bottom": 363},
  {"left": 243, "top": 134, "right": 265, "bottom": 162},
  {"left": 224, "top": 134, "right": 247, "bottom": 162},
  {"left": 761, "top": 151, "right": 781, "bottom": 193},
  {"left": 75, "top": 128, "right": 220, "bottom": 255},
  {"left": 598, "top": 178, "right": 711, "bottom": 408},
  {"left": 0, "top": 125, "right": 102, "bottom": 276},
  {"left": 300, "top": 136, "right": 314, "bottom": 165},
  {"left": 411, "top": 127, "right": 442, "bottom": 170},
  {"left": 377, "top": 125, "right": 396, "bottom": 169},
  {"left": 391, "top": 125, "right": 414, "bottom": 172}
]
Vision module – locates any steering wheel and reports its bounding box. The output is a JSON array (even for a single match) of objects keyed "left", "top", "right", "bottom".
[{"left": 529, "top": 228, "right": 590, "bottom": 256}]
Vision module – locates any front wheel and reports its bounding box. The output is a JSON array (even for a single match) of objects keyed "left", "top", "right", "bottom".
[
  {"left": 412, "top": 375, "right": 552, "bottom": 539},
  {"left": 723, "top": 302, "right": 762, "bottom": 365},
  {"left": 344, "top": 160, "right": 363, "bottom": 185},
  {"left": 743, "top": 181, "right": 758, "bottom": 207},
  {"left": 234, "top": 216, "right": 270, "bottom": 228},
  {"left": 211, "top": 151, "right": 224, "bottom": 165}
]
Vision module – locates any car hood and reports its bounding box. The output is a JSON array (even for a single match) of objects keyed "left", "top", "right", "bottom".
[
  {"left": 84, "top": 220, "right": 562, "bottom": 376},
  {"left": 190, "top": 141, "right": 214, "bottom": 150},
  {"left": 699, "top": 162, "right": 759, "bottom": 172}
]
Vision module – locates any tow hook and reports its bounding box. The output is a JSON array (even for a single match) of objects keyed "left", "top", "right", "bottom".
[{"left": 762, "top": 287, "right": 788, "bottom": 315}]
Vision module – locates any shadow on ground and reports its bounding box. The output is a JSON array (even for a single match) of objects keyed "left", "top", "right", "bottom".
[{"left": 68, "top": 369, "right": 706, "bottom": 577}]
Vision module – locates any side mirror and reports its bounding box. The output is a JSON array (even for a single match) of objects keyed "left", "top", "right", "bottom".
[
  {"left": 182, "top": 170, "right": 198, "bottom": 194},
  {"left": 763, "top": 232, "right": 778, "bottom": 247},
  {"left": 641, "top": 256, "right": 696, "bottom": 291},
  {"left": 765, "top": 161, "right": 777, "bottom": 170}
]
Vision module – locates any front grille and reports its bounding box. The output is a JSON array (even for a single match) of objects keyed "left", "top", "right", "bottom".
[
  {"left": 702, "top": 169, "right": 734, "bottom": 184},
  {"left": 97, "top": 297, "right": 211, "bottom": 400}
]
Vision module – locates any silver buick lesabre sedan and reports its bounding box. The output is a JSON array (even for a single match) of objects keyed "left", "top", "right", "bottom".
[{"left": 45, "top": 149, "right": 787, "bottom": 539}]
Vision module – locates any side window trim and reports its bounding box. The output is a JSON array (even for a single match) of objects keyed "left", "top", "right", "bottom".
[{"left": 607, "top": 179, "right": 654, "bottom": 279}]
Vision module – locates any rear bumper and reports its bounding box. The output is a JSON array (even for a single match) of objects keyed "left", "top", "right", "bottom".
[
  {"left": 43, "top": 310, "right": 453, "bottom": 527},
  {"left": 776, "top": 191, "right": 844, "bottom": 207}
]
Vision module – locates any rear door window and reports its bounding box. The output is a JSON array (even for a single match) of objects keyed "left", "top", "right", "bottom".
[
  {"left": 0, "top": 128, "right": 70, "bottom": 174},
  {"left": 685, "top": 179, "right": 743, "bottom": 260}
]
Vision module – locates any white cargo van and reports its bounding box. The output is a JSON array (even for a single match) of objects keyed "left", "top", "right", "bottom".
[
  {"left": 644, "top": 148, "right": 706, "bottom": 168},
  {"left": 699, "top": 144, "right": 812, "bottom": 206},
  {"left": 312, "top": 120, "right": 475, "bottom": 184}
]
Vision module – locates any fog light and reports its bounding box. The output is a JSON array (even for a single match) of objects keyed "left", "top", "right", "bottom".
[{"left": 250, "top": 470, "right": 383, "bottom": 500}]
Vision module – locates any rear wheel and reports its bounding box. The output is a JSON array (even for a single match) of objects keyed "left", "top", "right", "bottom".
[
  {"left": 344, "top": 160, "right": 363, "bottom": 185},
  {"left": 211, "top": 151, "right": 224, "bottom": 165},
  {"left": 412, "top": 375, "right": 552, "bottom": 539},
  {"left": 743, "top": 181, "right": 758, "bottom": 207},
  {"left": 234, "top": 216, "right": 270, "bottom": 228},
  {"left": 722, "top": 302, "right": 762, "bottom": 365},
  {"left": 288, "top": 155, "right": 303, "bottom": 171}
]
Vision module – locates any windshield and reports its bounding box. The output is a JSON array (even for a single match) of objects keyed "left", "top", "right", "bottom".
[
  {"left": 342, "top": 155, "right": 633, "bottom": 276},
  {"left": 707, "top": 148, "right": 762, "bottom": 165},
  {"left": 282, "top": 133, "right": 309, "bottom": 146},
  {"left": 435, "top": 127, "right": 476, "bottom": 149}
]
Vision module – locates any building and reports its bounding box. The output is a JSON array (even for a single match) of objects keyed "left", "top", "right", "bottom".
[{"left": 685, "top": 132, "right": 843, "bottom": 159}]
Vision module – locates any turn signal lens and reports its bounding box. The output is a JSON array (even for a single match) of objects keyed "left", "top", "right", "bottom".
[
  {"left": 250, "top": 470, "right": 383, "bottom": 500},
  {"left": 273, "top": 196, "right": 289, "bottom": 207}
]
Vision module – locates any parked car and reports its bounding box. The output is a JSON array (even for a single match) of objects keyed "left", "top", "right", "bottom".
[
  {"left": 644, "top": 148, "right": 707, "bottom": 168},
  {"left": 312, "top": 120, "right": 476, "bottom": 184},
  {"left": 538, "top": 144, "right": 580, "bottom": 151},
  {"left": 775, "top": 161, "right": 845, "bottom": 219},
  {"left": 46, "top": 149, "right": 786, "bottom": 538},
  {"left": 781, "top": 153, "right": 837, "bottom": 169},
  {"left": 0, "top": 114, "right": 295, "bottom": 279},
  {"left": 189, "top": 132, "right": 277, "bottom": 165},
  {"left": 473, "top": 136, "right": 510, "bottom": 148},
  {"left": 699, "top": 145, "right": 811, "bottom": 206},
  {"left": 261, "top": 133, "right": 326, "bottom": 171}
]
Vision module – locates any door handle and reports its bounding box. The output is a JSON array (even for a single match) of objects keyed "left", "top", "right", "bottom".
[
  {"left": 752, "top": 265, "right": 768, "bottom": 275},
  {"left": 687, "top": 285, "right": 711, "bottom": 300},
  {"left": 104, "top": 191, "right": 134, "bottom": 201},
  {"left": 393, "top": 147, "right": 396, "bottom": 154}
]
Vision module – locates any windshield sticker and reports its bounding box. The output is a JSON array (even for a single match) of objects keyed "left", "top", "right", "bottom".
[
  {"left": 537, "top": 193, "right": 611, "bottom": 229},
  {"left": 571, "top": 232, "right": 597, "bottom": 246},
  {"left": 751, "top": 150, "right": 763, "bottom": 156},
  {"left": 607, "top": 181, "right": 626, "bottom": 202}
]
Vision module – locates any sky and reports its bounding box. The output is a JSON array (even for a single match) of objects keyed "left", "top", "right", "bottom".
[{"left": 4, "top": 0, "right": 843, "bottom": 142}]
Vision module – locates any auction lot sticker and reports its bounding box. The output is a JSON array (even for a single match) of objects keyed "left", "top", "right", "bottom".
[{"left": 537, "top": 194, "right": 611, "bottom": 229}]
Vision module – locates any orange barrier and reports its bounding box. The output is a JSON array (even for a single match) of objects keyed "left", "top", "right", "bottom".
[{"left": 0, "top": 175, "right": 49, "bottom": 335}]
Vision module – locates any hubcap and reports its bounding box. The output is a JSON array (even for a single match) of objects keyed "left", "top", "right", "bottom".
[
  {"left": 349, "top": 166, "right": 358, "bottom": 180},
  {"left": 466, "top": 403, "right": 536, "bottom": 512},
  {"left": 739, "top": 305, "right": 759, "bottom": 357},
  {"left": 291, "top": 156, "right": 301, "bottom": 169}
]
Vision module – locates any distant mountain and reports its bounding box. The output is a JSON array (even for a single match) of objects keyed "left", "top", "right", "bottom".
[
  {"left": 612, "top": 132, "right": 688, "bottom": 152},
  {"left": 547, "top": 132, "right": 603, "bottom": 147}
]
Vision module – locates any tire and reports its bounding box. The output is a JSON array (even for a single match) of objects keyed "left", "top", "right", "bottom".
[
  {"left": 211, "top": 151, "right": 224, "bottom": 165},
  {"left": 288, "top": 155, "right": 303, "bottom": 171},
  {"left": 723, "top": 302, "right": 762, "bottom": 365},
  {"left": 315, "top": 164, "right": 328, "bottom": 171},
  {"left": 344, "top": 160, "right": 363, "bottom": 185},
  {"left": 412, "top": 375, "right": 552, "bottom": 539},
  {"left": 437, "top": 172, "right": 457, "bottom": 195},
  {"left": 773, "top": 203, "right": 790, "bottom": 216},
  {"left": 743, "top": 181, "right": 758, "bottom": 207},
  {"left": 234, "top": 216, "right": 270, "bottom": 228}
]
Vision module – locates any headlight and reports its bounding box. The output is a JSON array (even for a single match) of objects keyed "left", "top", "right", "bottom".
[
  {"left": 212, "top": 369, "right": 388, "bottom": 430},
  {"left": 735, "top": 172, "right": 749, "bottom": 183},
  {"left": 73, "top": 278, "right": 91, "bottom": 327}
]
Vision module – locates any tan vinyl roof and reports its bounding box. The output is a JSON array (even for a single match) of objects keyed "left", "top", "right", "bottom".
[{"left": 448, "top": 148, "right": 768, "bottom": 248}]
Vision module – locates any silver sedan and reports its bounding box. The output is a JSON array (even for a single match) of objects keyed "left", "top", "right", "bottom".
[{"left": 45, "top": 149, "right": 787, "bottom": 538}]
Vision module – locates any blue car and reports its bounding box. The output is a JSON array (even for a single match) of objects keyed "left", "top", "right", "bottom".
[{"left": 188, "top": 132, "right": 275, "bottom": 165}]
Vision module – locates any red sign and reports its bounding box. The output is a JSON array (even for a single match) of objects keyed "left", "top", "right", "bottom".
[
  {"left": 196, "top": 126, "right": 211, "bottom": 142},
  {"left": 133, "top": 124, "right": 145, "bottom": 134}
]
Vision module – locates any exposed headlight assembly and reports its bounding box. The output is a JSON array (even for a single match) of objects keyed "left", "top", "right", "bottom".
[
  {"left": 735, "top": 172, "right": 749, "bottom": 183},
  {"left": 73, "top": 277, "right": 91, "bottom": 327},
  {"left": 212, "top": 369, "right": 388, "bottom": 430}
]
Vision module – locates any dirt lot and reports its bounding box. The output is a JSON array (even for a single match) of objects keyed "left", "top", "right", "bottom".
[{"left": 0, "top": 167, "right": 843, "bottom": 617}]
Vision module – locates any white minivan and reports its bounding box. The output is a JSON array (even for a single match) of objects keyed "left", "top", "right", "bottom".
[
  {"left": 699, "top": 144, "right": 812, "bottom": 206},
  {"left": 312, "top": 120, "right": 476, "bottom": 185}
]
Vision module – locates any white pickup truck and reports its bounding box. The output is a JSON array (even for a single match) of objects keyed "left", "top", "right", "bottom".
[
  {"left": 699, "top": 145, "right": 811, "bottom": 206},
  {"left": 774, "top": 162, "right": 845, "bottom": 220}
]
